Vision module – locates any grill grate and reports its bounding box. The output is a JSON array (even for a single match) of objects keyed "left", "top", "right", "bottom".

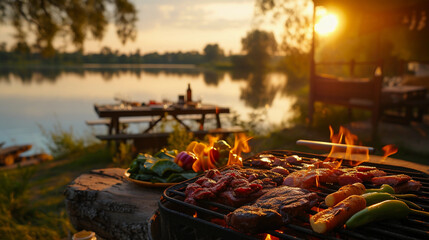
[{"left": 159, "top": 150, "right": 429, "bottom": 240}]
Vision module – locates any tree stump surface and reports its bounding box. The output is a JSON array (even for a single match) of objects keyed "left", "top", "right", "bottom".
[{"left": 64, "top": 168, "right": 164, "bottom": 240}]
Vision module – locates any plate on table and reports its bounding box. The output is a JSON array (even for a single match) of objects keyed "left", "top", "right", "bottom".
[{"left": 124, "top": 170, "right": 175, "bottom": 188}]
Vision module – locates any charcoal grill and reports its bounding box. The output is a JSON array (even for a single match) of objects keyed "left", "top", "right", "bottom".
[{"left": 158, "top": 150, "right": 429, "bottom": 240}]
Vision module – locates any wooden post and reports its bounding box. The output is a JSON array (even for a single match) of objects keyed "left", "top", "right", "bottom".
[{"left": 309, "top": 2, "right": 317, "bottom": 126}]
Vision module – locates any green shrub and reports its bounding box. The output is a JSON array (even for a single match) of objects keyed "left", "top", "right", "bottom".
[{"left": 39, "top": 123, "right": 85, "bottom": 158}]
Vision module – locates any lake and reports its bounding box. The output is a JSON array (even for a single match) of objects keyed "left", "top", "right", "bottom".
[{"left": 0, "top": 64, "right": 299, "bottom": 154}]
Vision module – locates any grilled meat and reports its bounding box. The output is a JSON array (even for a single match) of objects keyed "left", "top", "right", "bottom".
[
  {"left": 394, "top": 180, "right": 422, "bottom": 193},
  {"left": 185, "top": 167, "right": 284, "bottom": 207},
  {"left": 372, "top": 174, "right": 412, "bottom": 186},
  {"left": 225, "top": 206, "right": 283, "bottom": 232},
  {"left": 283, "top": 167, "right": 387, "bottom": 188},
  {"left": 270, "top": 166, "right": 290, "bottom": 176},
  {"left": 225, "top": 186, "right": 319, "bottom": 233},
  {"left": 283, "top": 168, "right": 341, "bottom": 188},
  {"left": 250, "top": 154, "right": 301, "bottom": 168}
]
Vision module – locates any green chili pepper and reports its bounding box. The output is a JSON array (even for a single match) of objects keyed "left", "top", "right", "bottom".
[
  {"left": 365, "top": 184, "right": 395, "bottom": 194},
  {"left": 346, "top": 200, "right": 429, "bottom": 229},
  {"left": 362, "top": 192, "right": 396, "bottom": 206},
  {"left": 362, "top": 192, "right": 423, "bottom": 210},
  {"left": 393, "top": 194, "right": 418, "bottom": 199}
]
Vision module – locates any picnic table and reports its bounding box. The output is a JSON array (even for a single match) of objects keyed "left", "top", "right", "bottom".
[
  {"left": 94, "top": 103, "right": 230, "bottom": 134},
  {"left": 382, "top": 85, "right": 429, "bottom": 123},
  {"left": 92, "top": 102, "right": 245, "bottom": 151}
]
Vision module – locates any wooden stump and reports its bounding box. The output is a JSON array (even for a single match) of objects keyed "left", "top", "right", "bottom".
[{"left": 64, "top": 168, "right": 164, "bottom": 240}]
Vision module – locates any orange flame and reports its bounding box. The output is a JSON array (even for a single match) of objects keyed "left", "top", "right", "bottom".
[
  {"left": 192, "top": 134, "right": 251, "bottom": 172},
  {"left": 327, "top": 126, "right": 369, "bottom": 166},
  {"left": 227, "top": 133, "right": 251, "bottom": 166},
  {"left": 192, "top": 136, "right": 219, "bottom": 172},
  {"left": 193, "top": 212, "right": 198, "bottom": 218},
  {"left": 265, "top": 234, "right": 272, "bottom": 240},
  {"left": 381, "top": 144, "right": 398, "bottom": 162}
]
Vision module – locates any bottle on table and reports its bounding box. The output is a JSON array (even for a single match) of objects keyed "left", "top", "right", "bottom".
[{"left": 186, "top": 83, "right": 192, "bottom": 103}]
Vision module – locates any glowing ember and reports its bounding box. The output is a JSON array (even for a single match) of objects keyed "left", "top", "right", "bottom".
[
  {"left": 381, "top": 144, "right": 398, "bottom": 162},
  {"left": 227, "top": 133, "right": 251, "bottom": 166},
  {"left": 193, "top": 212, "right": 198, "bottom": 218}
]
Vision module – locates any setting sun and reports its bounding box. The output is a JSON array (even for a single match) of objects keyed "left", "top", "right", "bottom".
[{"left": 315, "top": 11, "right": 339, "bottom": 35}]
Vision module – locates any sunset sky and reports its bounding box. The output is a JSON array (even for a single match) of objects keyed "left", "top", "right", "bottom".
[{"left": 0, "top": 0, "right": 285, "bottom": 55}]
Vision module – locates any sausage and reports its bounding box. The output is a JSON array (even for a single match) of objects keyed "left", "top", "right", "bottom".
[
  {"left": 325, "top": 182, "right": 366, "bottom": 207},
  {"left": 310, "top": 195, "right": 366, "bottom": 234}
]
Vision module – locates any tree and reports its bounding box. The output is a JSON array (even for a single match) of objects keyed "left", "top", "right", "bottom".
[
  {"left": 255, "top": 0, "right": 429, "bottom": 61},
  {"left": 255, "top": 0, "right": 312, "bottom": 54},
  {"left": 241, "top": 29, "right": 277, "bottom": 68},
  {"left": 203, "top": 43, "right": 224, "bottom": 62},
  {"left": 0, "top": 0, "right": 137, "bottom": 57}
]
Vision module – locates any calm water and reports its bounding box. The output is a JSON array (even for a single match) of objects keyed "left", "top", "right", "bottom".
[{"left": 0, "top": 65, "right": 298, "bottom": 154}]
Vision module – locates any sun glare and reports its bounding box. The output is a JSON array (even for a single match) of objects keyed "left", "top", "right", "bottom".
[{"left": 315, "top": 11, "right": 339, "bottom": 35}]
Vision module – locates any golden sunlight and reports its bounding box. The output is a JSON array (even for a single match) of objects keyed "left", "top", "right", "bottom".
[{"left": 315, "top": 9, "right": 339, "bottom": 35}]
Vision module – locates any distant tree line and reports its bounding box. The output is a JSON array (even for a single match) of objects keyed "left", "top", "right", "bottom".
[
  {"left": 0, "top": 43, "right": 229, "bottom": 65},
  {"left": 0, "top": 29, "right": 282, "bottom": 71}
]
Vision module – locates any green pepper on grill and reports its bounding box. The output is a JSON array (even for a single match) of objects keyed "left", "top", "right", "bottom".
[
  {"left": 365, "top": 184, "right": 395, "bottom": 194},
  {"left": 346, "top": 200, "right": 429, "bottom": 229},
  {"left": 362, "top": 192, "right": 422, "bottom": 210}
]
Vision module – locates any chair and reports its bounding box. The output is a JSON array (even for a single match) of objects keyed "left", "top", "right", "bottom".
[{"left": 309, "top": 73, "right": 383, "bottom": 137}]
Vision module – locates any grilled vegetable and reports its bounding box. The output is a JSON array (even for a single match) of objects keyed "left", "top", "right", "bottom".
[
  {"left": 175, "top": 151, "right": 198, "bottom": 170},
  {"left": 346, "top": 200, "right": 429, "bottom": 229},
  {"left": 213, "top": 140, "right": 231, "bottom": 167},
  {"left": 325, "top": 183, "right": 366, "bottom": 207},
  {"left": 362, "top": 192, "right": 423, "bottom": 210},
  {"left": 365, "top": 184, "right": 395, "bottom": 194},
  {"left": 310, "top": 195, "right": 366, "bottom": 233}
]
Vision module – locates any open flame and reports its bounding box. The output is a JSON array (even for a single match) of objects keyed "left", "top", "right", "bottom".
[
  {"left": 192, "top": 135, "right": 219, "bottom": 172},
  {"left": 192, "top": 133, "right": 251, "bottom": 172},
  {"left": 265, "top": 234, "right": 272, "bottom": 240},
  {"left": 381, "top": 144, "right": 398, "bottom": 162},
  {"left": 227, "top": 133, "right": 251, "bottom": 166},
  {"left": 326, "top": 126, "right": 369, "bottom": 166}
]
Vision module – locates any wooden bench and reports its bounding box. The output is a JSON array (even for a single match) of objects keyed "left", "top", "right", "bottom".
[
  {"left": 95, "top": 127, "right": 247, "bottom": 151},
  {"left": 86, "top": 115, "right": 216, "bottom": 134}
]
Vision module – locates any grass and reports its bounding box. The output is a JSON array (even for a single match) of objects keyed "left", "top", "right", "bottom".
[{"left": 0, "top": 124, "right": 115, "bottom": 240}]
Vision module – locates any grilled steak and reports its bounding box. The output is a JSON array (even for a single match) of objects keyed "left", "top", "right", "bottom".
[{"left": 225, "top": 186, "right": 319, "bottom": 233}]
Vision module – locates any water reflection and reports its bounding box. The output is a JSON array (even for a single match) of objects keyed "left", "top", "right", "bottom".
[
  {"left": 0, "top": 65, "right": 204, "bottom": 83},
  {"left": 235, "top": 70, "right": 282, "bottom": 109},
  {"left": 0, "top": 65, "right": 300, "bottom": 153},
  {"left": 0, "top": 65, "right": 297, "bottom": 113}
]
